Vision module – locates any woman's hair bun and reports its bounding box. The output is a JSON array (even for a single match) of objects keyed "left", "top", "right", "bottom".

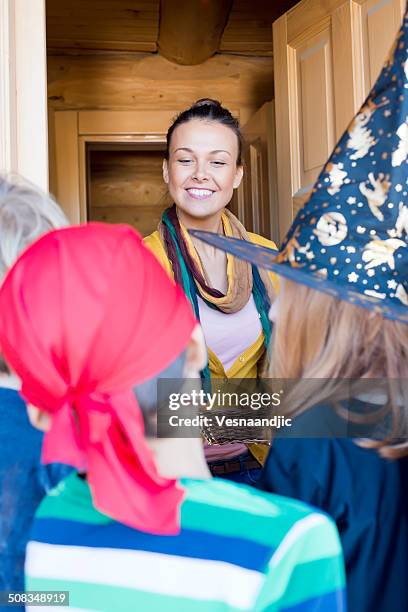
[
  {"left": 190, "top": 98, "right": 222, "bottom": 110},
  {"left": 166, "top": 97, "right": 242, "bottom": 164}
]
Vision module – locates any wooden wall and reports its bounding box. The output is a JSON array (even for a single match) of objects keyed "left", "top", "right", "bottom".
[
  {"left": 47, "top": 53, "right": 274, "bottom": 125},
  {"left": 47, "top": 51, "right": 273, "bottom": 233},
  {"left": 88, "top": 148, "right": 171, "bottom": 236}
]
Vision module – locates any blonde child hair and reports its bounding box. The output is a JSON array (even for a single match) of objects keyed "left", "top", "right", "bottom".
[{"left": 269, "top": 278, "right": 408, "bottom": 458}]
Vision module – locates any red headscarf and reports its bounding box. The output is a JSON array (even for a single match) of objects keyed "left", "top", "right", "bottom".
[{"left": 0, "top": 223, "right": 197, "bottom": 534}]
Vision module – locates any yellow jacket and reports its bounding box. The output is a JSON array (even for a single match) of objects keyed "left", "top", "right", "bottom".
[{"left": 143, "top": 230, "right": 279, "bottom": 463}]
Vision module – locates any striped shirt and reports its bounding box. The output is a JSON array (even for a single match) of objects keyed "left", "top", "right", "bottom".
[{"left": 26, "top": 473, "right": 346, "bottom": 611}]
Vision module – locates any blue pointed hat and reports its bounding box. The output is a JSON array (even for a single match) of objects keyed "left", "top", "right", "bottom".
[{"left": 191, "top": 8, "right": 408, "bottom": 324}]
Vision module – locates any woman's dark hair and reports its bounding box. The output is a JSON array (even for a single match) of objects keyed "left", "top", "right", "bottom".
[{"left": 165, "top": 98, "right": 243, "bottom": 165}]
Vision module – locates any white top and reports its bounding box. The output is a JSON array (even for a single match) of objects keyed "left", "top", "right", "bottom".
[
  {"left": 198, "top": 295, "right": 263, "bottom": 462},
  {"left": 197, "top": 295, "right": 262, "bottom": 373}
]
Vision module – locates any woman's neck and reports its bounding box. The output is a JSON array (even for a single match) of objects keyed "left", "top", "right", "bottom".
[{"left": 177, "top": 208, "right": 223, "bottom": 233}]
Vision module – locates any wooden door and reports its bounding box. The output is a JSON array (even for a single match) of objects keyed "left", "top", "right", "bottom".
[
  {"left": 357, "top": 0, "right": 405, "bottom": 91},
  {"left": 240, "top": 102, "right": 279, "bottom": 244},
  {"left": 273, "top": 0, "right": 404, "bottom": 241}
]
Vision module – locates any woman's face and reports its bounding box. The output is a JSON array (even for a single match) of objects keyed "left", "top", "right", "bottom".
[{"left": 163, "top": 118, "right": 243, "bottom": 220}]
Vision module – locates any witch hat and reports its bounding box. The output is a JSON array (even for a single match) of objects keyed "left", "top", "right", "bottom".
[{"left": 191, "top": 7, "right": 408, "bottom": 324}]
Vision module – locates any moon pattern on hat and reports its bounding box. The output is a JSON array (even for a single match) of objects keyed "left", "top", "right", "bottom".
[{"left": 314, "top": 213, "right": 348, "bottom": 246}]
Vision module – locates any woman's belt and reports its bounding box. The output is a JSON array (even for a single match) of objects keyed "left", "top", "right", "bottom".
[{"left": 209, "top": 455, "right": 260, "bottom": 476}]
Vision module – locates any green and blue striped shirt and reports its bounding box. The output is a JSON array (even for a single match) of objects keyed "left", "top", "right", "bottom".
[{"left": 26, "top": 473, "right": 346, "bottom": 611}]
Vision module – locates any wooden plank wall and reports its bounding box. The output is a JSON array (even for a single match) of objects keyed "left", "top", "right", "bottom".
[
  {"left": 88, "top": 149, "right": 171, "bottom": 236},
  {"left": 47, "top": 53, "right": 274, "bottom": 125},
  {"left": 46, "top": 0, "right": 160, "bottom": 53}
]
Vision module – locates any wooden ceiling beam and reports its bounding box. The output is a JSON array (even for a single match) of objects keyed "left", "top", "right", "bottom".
[{"left": 158, "top": 0, "right": 233, "bottom": 65}]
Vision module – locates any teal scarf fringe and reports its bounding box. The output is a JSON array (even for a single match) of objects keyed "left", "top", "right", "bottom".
[{"left": 162, "top": 209, "right": 271, "bottom": 382}]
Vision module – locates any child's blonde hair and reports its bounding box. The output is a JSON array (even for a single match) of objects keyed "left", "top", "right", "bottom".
[{"left": 269, "top": 278, "right": 408, "bottom": 458}]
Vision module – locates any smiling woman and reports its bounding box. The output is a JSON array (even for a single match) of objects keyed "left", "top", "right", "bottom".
[
  {"left": 163, "top": 116, "right": 243, "bottom": 228},
  {"left": 144, "top": 99, "right": 279, "bottom": 481}
]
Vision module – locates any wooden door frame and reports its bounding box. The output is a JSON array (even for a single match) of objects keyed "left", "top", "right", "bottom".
[
  {"left": 241, "top": 101, "right": 279, "bottom": 243},
  {"left": 53, "top": 110, "right": 179, "bottom": 223},
  {"left": 0, "top": 0, "right": 48, "bottom": 189}
]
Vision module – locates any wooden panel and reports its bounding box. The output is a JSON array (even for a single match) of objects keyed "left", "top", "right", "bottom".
[
  {"left": 265, "top": 100, "right": 280, "bottom": 244},
  {"left": 47, "top": 39, "right": 157, "bottom": 54},
  {"left": 79, "top": 110, "right": 183, "bottom": 135},
  {"left": 78, "top": 137, "right": 88, "bottom": 223},
  {"left": 88, "top": 149, "right": 170, "bottom": 236},
  {"left": 240, "top": 146, "right": 254, "bottom": 231},
  {"left": 54, "top": 111, "right": 80, "bottom": 223},
  {"left": 46, "top": 0, "right": 159, "bottom": 53},
  {"left": 286, "top": 0, "right": 348, "bottom": 40},
  {"left": 249, "top": 143, "right": 262, "bottom": 233},
  {"left": 241, "top": 102, "right": 278, "bottom": 241},
  {"left": 332, "top": 2, "right": 362, "bottom": 132},
  {"left": 273, "top": 14, "right": 294, "bottom": 240},
  {"left": 47, "top": 53, "right": 274, "bottom": 117},
  {"left": 358, "top": 0, "right": 404, "bottom": 93},
  {"left": 48, "top": 107, "right": 57, "bottom": 197},
  {"left": 0, "top": 0, "right": 16, "bottom": 172},
  {"left": 11, "top": 0, "right": 49, "bottom": 189},
  {"left": 91, "top": 204, "right": 166, "bottom": 235},
  {"left": 297, "top": 26, "right": 335, "bottom": 186},
  {"left": 89, "top": 149, "right": 166, "bottom": 207}
]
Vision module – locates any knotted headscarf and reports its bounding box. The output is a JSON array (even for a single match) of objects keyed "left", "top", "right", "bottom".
[{"left": 0, "top": 223, "right": 197, "bottom": 534}]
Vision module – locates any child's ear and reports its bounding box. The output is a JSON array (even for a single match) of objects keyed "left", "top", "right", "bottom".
[
  {"left": 184, "top": 325, "right": 207, "bottom": 376},
  {"left": 27, "top": 404, "right": 51, "bottom": 432}
]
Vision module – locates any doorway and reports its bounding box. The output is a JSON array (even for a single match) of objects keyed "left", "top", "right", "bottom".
[{"left": 87, "top": 143, "right": 170, "bottom": 237}]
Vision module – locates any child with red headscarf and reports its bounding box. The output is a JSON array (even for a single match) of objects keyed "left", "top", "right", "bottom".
[
  {"left": 0, "top": 175, "right": 71, "bottom": 600},
  {"left": 0, "top": 223, "right": 345, "bottom": 611}
]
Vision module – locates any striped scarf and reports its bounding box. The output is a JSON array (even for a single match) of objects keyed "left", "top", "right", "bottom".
[{"left": 159, "top": 205, "right": 273, "bottom": 381}]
